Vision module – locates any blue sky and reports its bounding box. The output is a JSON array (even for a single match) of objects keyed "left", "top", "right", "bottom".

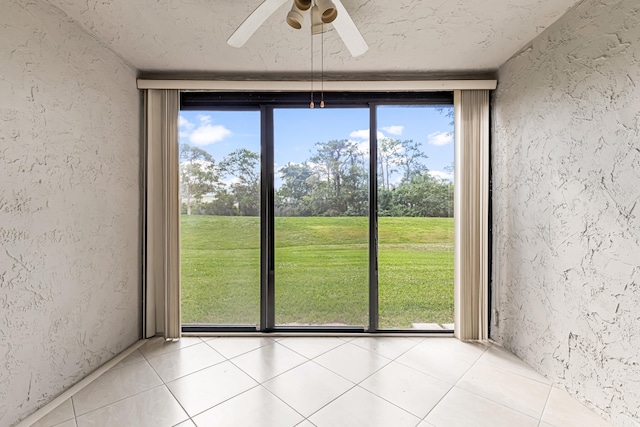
[{"left": 178, "top": 105, "right": 454, "bottom": 184}]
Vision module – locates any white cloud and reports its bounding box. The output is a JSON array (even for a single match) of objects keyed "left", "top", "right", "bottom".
[
  {"left": 378, "top": 138, "right": 404, "bottom": 157},
  {"left": 349, "top": 129, "right": 385, "bottom": 140},
  {"left": 307, "top": 161, "right": 323, "bottom": 171},
  {"left": 356, "top": 141, "right": 369, "bottom": 155},
  {"left": 307, "top": 161, "right": 329, "bottom": 181},
  {"left": 429, "top": 170, "right": 454, "bottom": 181},
  {"left": 221, "top": 176, "right": 240, "bottom": 186},
  {"left": 180, "top": 159, "right": 212, "bottom": 168},
  {"left": 179, "top": 114, "right": 232, "bottom": 145},
  {"left": 197, "top": 114, "right": 212, "bottom": 125},
  {"left": 179, "top": 115, "right": 194, "bottom": 130},
  {"left": 349, "top": 129, "right": 369, "bottom": 140},
  {"left": 427, "top": 131, "right": 453, "bottom": 146},
  {"left": 382, "top": 125, "right": 404, "bottom": 135},
  {"left": 190, "top": 124, "right": 232, "bottom": 146}
]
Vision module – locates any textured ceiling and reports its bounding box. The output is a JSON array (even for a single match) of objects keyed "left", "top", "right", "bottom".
[{"left": 47, "top": 0, "right": 581, "bottom": 75}]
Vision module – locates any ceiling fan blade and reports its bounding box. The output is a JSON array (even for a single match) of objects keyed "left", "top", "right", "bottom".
[
  {"left": 227, "top": 0, "right": 290, "bottom": 48},
  {"left": 331, "top": 0, "right": 368, "bottom": 57}
]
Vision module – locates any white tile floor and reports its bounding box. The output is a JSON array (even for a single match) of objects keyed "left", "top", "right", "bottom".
[{"left": 31, "top": 336, "right": 613, "bottom": 427}]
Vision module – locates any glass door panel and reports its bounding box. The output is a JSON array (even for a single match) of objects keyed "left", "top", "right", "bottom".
[
  {"left": 179, "top": 110, "right": 261, "bottom": 325},
  {"left": 273, "top": 108, "right": 370, "bottom": 327},
  {"left": 376, "top": 105, "right": 455, "bottom": 330}
]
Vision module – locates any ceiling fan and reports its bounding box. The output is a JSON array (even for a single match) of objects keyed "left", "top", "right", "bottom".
[{"left": 227, "top": 0, "right": 369, "bottom": 57}]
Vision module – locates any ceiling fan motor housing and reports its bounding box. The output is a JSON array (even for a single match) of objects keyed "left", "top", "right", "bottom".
[{"left": 294, "top": 0, "right": 312, "bottom": 11}]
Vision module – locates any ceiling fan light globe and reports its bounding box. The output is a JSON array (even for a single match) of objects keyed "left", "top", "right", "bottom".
[
  {"left": 286, "top": 5, "right": 304, "bottom": 29},
  {"left": 317, "top": 0, "right": 337, "bottom": 23},
  {"left": 321, "top": 8, "right": 338, "bottom": 23},
  {"left": 294, "top": 0, "right": 312, "bottom": 11}
]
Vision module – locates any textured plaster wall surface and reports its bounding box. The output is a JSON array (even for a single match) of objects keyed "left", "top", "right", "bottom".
[
  {"left": 0, "top": 1, "right": 141, "bottom": 426},
  {"left": 491, "top": 0, "right": 640, "bottom": 425}
]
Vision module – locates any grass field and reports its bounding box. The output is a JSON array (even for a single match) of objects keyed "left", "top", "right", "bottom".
[{"left": 180, "top": 215, "right": 453, "bottom": 328}]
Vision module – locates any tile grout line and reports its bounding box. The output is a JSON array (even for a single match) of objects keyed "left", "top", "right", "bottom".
[
  {"left": 182, "top": 338, "right": 302, "bottom": 419},
  {"left": 452, "top": 345, "right": 553, "bottom": 422},
  {"left": 255, "top": 383, "right": 309, "bottom": 422},
  {"left": 202, "top": 336, "right": 276, "bottom": 359},
  {"left": 276, "top": 337, "right": 350, "bottom": 360},
  {"left": 370, "top": 341, "right": 482, "bottom": 419},
  {"left": 15, "top": 339, "right": 147, "bottom": 427},
  {"left": 356, "top": 383, "right": 434, "bottom": 421},
  {"left": 163, "top": 376, "right": 194, "bottom": 425},
  {"left": 149, "top": 339, "right": 243, "bottom": 423},
  {"left": 477, "top": 348, "right": 554, "bottom": 386},
  {"left": 538, "top": 385, "right": 555, "bottom": 426},
  {"left": 77, "top": 350, "right": 255, "bottom": 426},
  {"left": 481, "top": 364, "right": 554, "bottom": 387},
  {"left": 224, "top": 341, "right": 309, "bottom": 385},
  {"left": 415, "top": 343, "right": 489, "bottom": 424},
  {"left": 226, "top": 351, "right": 267, "bottom": 384},
  {"left": 311, "top": 341, "right": 394, "bottom": 384},
  {"left": 455, "top": 344, "right": 490, "bottom": 380},
  {"left": 305, "top": 383, "right": 424, "bottom": 423},
  {"left": 147, "top": 342, "right": 229, "bottom": 383},
  {"left": 70, "top": 395, "right": 78, "bottom": 427},
  {"left": 416, "top": 381, "right": 458, "bottom": 424},
  {"left": 350, "top": 337, "right": 423, "bottom": 361},
  {"left": 177, "top": 346, "right": 312, "bottom": 423},
  {"left": 71, "top": 384, "right": 169, "bottom": 420},
  {"left": 272, "top": 338, "right": 347, "bottom": 361},
  {"left": 449, "top": 383, "right": 547, "bottom": 422},
  {"left": 49, "top": 356, "right": 153, "bottom": 426},
  {"left": 184, "top": 384, "right": 264, "bottom": 421},
  {"left": 139, "top": 336, "right": 205, "bottom": 362},
  {"left": 299, "top": 340, "right": 432, "bottom": 423},
  {"left": 225, "top": 342, "right": 370, "bottom": 422},
  {"left": 454, "top": 364, "right": 554, "bottom": 412},
  {"left": 302, "top": 383, "right": 361, "bottom": 421},
  {"left": 241, "top": 341, "right": 366, "bottom": 422},
  {"left": 135, "top": 339, "right": 212, "bottom": 424},
  {"left": 352, "top": 338, "right": 461, "bottom": 421}
]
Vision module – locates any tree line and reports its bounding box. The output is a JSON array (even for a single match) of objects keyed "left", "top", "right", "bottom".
[{"left": 180, "top": 138, "right": 453, "bottom": 218}]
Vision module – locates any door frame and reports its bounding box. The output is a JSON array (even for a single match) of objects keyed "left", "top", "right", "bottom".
[{"left": 180, "top": 91, "right": 455, "bottom": 334}]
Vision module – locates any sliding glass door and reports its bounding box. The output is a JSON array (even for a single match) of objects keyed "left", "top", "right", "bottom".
[
  {"left": 273, "top": 108, "right": 370, "bottom": 327},
  {"left": 376, "top": 105, "right": 454, "bottom": 330},
  {"left": 178, "top": 92, "right": 454, "bottom": 333},
  {"left": 179, "top": 110, "right": 261, "bottom": 326}
]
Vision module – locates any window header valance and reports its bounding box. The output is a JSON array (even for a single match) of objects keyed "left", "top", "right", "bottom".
[{"left": 137, "top": 80, "right": 497, "bottom": 91}]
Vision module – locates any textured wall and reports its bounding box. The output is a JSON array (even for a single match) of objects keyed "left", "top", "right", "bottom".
[
  {"left": 0, "top": 1, "right": 141, "bottom": 426},
  {"left": 491, "top": 0, "right": 640, "bottom": 425}
]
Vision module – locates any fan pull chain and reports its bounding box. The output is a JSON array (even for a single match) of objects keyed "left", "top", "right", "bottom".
[
  {"left": 320, "top": 22, "right": 325, "bottom": 108},
  {"left": 310, "top": 12, "right": 314, "bottom": 109}
]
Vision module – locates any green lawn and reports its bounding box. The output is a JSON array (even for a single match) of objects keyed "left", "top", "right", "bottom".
[{"left": 180, "top": 215, "right": 453, "bottom": 328}]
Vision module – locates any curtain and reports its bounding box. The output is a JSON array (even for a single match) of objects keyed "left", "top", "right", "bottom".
[
  {"left": 144, "top": 89, "right": 181, "bottom": 340},
  {"left": 454, "top": 90, "right": 490, "bottom": 341}
]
